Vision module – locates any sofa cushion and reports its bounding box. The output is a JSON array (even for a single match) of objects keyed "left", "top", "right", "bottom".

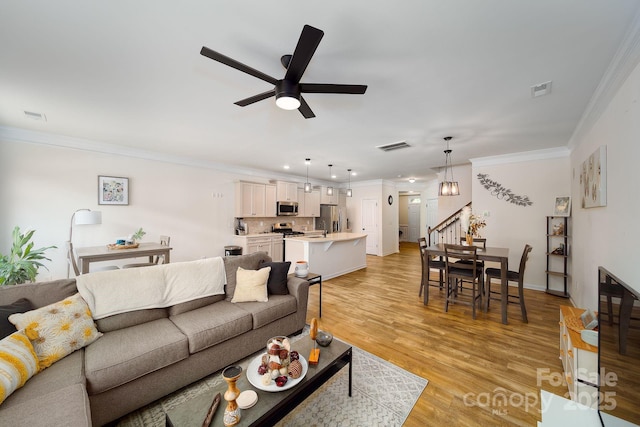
[
  {"left": 0, "top": 383, "right": 91, "bottom": 427},
  {"left": 96, "top": 308, "right": 169, "bottom": 333},
  {"left": 8, "top": 293, "right": 102, "bottom": 369},
  {"left": 1, "top": 299, "right": 33, "bottom": 339},
  {"left": 168, "top": 294, "right": 226, "bottom": 316},
  {"left": 84, "top": 318, "right": 188, "bottom": 394},
  {"left": 223, "top": 252, "right": 272, "bottom": 301},
  {"left": 260, "top": 261, "right": 291, "bottom": 295},
  {"left": 0, "top": 349, "right": 84, "bottom": 408},
  {"left": 170, "top": 301, "right": 253, "bottom": 354},
  {"left": 231, "top": 267, "right": 270, "bottom": 303},
  {"left": 0, "top": 330, "right": 39, "bottom": 404},
  {"left": 235, "top": 295, "right": 298, "bottom": 329},
  {"left": 0, "top": 279, "right": 77, "bottom": 310}
]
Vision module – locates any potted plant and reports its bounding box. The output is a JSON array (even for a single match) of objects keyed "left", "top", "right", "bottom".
[
  {"left": 0, "top": 226, "right": 56, "bottom": 286},
  {"left": 129, "top": 227, "right": 146, "bottom": 244}
]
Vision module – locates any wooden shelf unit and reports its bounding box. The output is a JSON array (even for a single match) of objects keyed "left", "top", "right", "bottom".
[{"left": 546, "top": 216, "right": 570, "bottom": 298}]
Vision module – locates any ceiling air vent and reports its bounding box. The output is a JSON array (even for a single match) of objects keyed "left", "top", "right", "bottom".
[
  {"left": 24, "top": 111, "right": 47, "bottom": 121},
  {"left": 377, "top": 141, "right": 411, "bottom": 152},
  {"left": 531, "top": 81, "right": 552, "bottom": 98}
]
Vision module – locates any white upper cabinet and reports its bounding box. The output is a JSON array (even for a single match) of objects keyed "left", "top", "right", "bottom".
[
  {"left": 305, "top": 190, "right": 321, "bottom": 217},
  {"left": 235, "top": 182, "right": 267, "bottom": 217},
  {"left": 276, "top": 181, "right": 298, "bottom": 202},
  {"left": 319, "top": 186, "right": 338, "bottom": 205},
  {"left": 265, "top": 184, "right": 276, "bottom": 217}
]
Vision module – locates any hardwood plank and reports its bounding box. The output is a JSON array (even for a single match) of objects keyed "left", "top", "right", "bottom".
[{"left": 305, "top": 242, "right": 568, "bottom": 426}]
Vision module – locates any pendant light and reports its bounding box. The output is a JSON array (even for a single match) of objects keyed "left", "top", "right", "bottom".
[
  {"left": 438, "top": 137, "right": 460, "bottom": 196},
  {"left": 327, "top": 164, "right": 334, "bottom": 196},
  {"left": 304, "top": 158, "right": 312, "bottom": 193},
  {"left": 346, "top": 169, "right": 353, "bottom": 197}
]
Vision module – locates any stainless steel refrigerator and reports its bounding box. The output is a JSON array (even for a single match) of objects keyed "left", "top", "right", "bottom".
[{"left": 319, "top": 204, "right": 341, "bottom": 234}]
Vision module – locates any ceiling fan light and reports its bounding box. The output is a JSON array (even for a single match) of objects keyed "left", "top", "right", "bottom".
[{"left": 276, "top": 95, "right": 301, "bottom": 110}]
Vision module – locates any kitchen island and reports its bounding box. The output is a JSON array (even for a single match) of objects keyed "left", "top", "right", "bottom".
[{"left": 284, "top": 232, "right": 367, "bottom": 280}]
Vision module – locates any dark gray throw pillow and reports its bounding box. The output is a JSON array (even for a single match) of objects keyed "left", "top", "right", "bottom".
[
  {"left": 259, "top": 261, "right": 291, "bottom": 295},
  {"left": 1, "top": 298, "right": 33, "bottom": 339}
]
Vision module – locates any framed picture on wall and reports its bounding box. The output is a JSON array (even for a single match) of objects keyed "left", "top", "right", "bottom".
[
  {"left": 553, "top": 196, "right": 571, "bottom": 216},
  {"left": 98, "top": 175, "right": 129, "bottom": 205}
]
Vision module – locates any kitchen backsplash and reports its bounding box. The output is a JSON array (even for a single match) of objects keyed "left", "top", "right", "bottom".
[{"left": 239, "top": 217, "right": 317, "bottom": 234}]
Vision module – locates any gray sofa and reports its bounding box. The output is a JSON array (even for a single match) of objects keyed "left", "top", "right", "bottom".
[{"left": 0, "top": 252, "right": 309, "bottom": 426}]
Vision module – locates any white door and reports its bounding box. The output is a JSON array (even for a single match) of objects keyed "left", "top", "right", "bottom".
[
  {"left": 362, "top": 199, "right": 378, "bottom": 255},
  {"left": 408, "top": 204, "right": 420, "bottom": 243},
  {"left": 426, "top": 197, "right": 438, "bottom": 243}
]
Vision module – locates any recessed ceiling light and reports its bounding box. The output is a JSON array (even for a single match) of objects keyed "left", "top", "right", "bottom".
[
  {"left": 531, "top": 81, "right": 552, "bottom": 98},
  {"left": 24, "top": 110, "right": 46, "bottom": 121},
  {"left": 283, "top": 165, "right": 290, "bottom": 169},
  {"left": 409, "top": 178, "right": 415, "bottom": 183}
]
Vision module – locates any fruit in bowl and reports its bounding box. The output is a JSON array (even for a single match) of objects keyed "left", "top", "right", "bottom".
[{"left": 257, "top": 336, "right": 292, "bottom": 387}]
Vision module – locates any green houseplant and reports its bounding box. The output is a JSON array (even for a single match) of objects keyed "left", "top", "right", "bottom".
[{"left": 0, "top": 226, "right": 56, "bottom": 286}]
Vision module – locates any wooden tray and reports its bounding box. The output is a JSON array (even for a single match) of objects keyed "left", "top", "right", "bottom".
[{"left": 107, "top": 243, "right": 139, "bottom": 250}]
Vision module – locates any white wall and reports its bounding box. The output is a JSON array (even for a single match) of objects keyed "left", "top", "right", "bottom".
[
  {"left": 472, "top": 152, "right": 570, "bottom": 290},
  {"left": 569, "top": 60, "right": 640, "bottom": 309},
  {"left": 0, "top": 140, "right": 252, "bottom": 280}
]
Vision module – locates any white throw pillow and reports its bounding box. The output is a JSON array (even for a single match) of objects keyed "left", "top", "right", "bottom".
[{"left": 231, "top": 267, "right": 271, "bottom": 303}]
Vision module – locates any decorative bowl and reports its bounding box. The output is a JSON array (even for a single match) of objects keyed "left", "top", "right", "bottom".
[{"left": 315, "top": 330, "right": 333, "bottom": 347}]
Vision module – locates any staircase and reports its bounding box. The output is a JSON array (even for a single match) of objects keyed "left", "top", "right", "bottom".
[{"left": 426, "top": 202, "right": 472, "bottom": 246}]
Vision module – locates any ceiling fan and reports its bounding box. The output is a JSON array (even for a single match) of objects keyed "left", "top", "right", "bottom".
[{"left": 200, "top": 24, "right": 367, "bottom": 119}]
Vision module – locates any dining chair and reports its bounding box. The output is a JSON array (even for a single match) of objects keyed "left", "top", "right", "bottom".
[
  {"left": 444, "top": 244, "right": 484, "bottom": 319},
  {"left": 123, "top": 235, "right": 171, "bottom": 269},
  {"left": 418, "top": 237, "right": 444, "bottom": 297},
  {"left": 484, "top": 244, "right": 532, "bottom": 323},
  {"left": 66, "top": 241, "right": 119, "bottom": 276}
]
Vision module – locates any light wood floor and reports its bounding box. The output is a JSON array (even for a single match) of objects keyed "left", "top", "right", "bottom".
[{"left": 304, "top": 242, "right": 569, "bottom": 426}]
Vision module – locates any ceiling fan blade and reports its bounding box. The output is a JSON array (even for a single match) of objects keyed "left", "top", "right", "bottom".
[
  {"left": 200, "top": 46, "right": 278, "bottom": 85},
  {"left": 300, "top": 83, "right": 368, "bottom": 94},
  {"left": 284, "top": 25, "right": 324, "bottom": 83},
  {"left": 298, "top": 96, "right": 316, "bottom": 119},
  {"left": 234, "top": 90, "right": 276, "bottom": 107}
]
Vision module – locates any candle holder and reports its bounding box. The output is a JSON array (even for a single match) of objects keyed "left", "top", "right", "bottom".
[{"left": 222, "top": 365, "right": 243, "bottom": 426}]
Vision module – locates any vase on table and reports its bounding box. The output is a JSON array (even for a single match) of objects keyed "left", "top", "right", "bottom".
[{"left": 466, "top": 233, "right": 473, "bottom": 246}]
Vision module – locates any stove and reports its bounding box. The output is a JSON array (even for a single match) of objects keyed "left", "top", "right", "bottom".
[{"left": 272, "top": 223, "right": 305, "bottom": 236}]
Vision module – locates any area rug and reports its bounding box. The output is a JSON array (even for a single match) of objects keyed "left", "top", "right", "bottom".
[{"left": 117, "top": 334, "right": 427, "bottom": 427}]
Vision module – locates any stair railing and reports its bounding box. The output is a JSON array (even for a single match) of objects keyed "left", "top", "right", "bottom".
[{"left": 426, "top": 202, "right": 472, "bottom": 246}]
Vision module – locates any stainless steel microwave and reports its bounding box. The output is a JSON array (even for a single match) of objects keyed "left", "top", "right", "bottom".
[{"left": 277, "top": 201, "right": 298, "bottom": 216}]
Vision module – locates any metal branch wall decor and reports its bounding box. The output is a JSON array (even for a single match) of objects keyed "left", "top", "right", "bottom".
[{"left": 477, "top": 173, "right": 533, "bottom": 206}]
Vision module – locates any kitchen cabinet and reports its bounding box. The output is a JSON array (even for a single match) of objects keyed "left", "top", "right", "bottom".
[
  {"left": 276, "top": 181, "right": 298, "bottom": 202},
  {"left": 236, "top": 234, "right": 283, "bottom": 261},
  {"left": 319, "top": 186, "right": 338, "bottom": 205},
  {"left": 265, "top": 184, "right": 276, "bottom": 217},
  {"left": 235, "top": 182, "right": 276, "bottom": 217},
  {"left": 297, "top": 188, "right": 320, "bottom": 217}
]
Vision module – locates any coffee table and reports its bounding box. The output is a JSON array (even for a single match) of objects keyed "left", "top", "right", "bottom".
[{"left": 166, "top": 335, "right": 352, "bottom": 426}]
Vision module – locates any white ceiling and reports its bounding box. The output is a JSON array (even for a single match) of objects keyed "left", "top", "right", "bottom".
[{"left": 1, "top": 0, "right": 639, "bottom": 186}]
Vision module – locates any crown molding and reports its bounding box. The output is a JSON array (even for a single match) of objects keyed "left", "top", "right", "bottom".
[
  {"left": 0, "top": 126, "right": 309, "bottom": 183},
  {"left": 569, "top": 8, "right": 640, "bottom": 149},
  {"left": 470, "top": 147, "right": 569, "bottom": 167}
]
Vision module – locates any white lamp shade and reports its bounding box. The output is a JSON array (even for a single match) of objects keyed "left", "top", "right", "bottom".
[{"left": 75, "top": 210, "right": 102, "bottom": 225}]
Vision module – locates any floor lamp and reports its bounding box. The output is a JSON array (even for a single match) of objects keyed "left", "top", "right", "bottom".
[{"left": 67, "top": 209, "right": 102, "bottom": 277}]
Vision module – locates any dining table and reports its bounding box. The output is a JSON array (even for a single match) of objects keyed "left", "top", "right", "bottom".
[
  {"left": 75, "top": 242, "right": 172, "bottom": 274},
  {"left": 423, "top": 243, "right": 511, "bottom": 324}
]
